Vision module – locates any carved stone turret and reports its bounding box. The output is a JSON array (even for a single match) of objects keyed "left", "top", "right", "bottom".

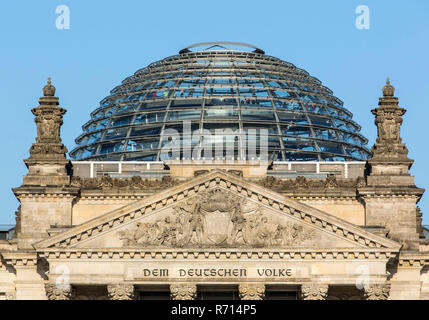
[
  {"left": 368, "top": 78, "right": 413, "bottom": 180},
  {"left": 13, "top": 79, "right": 79, "bottom": 249},
  {"left": 23, "top": 78, "right": 70, "bottom": 186},
  {"left": 359, "top": 79, "right": 424, "bottom": 249}
]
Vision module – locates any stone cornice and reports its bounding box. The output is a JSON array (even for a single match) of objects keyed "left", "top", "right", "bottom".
[
  {"left": 358, "top": 187, "right": 424, "bottom": 199},
  {"left": 398, "top": 252, "right": 429, "bottom": 268},
  {"left": 38, "top": 248, "right": 396, "bottom": 261},
  {"left": 1, "top": 251, "right": 37, "bottom": 267},
  {"left": 13, "top": 186, "right": 80, "bottom": 199},
  {"left": 79, "top": 193, "right": 150, "bottom": 200},
  {"left": 34, "top": 170, "right": 401, "bottom": 251}
]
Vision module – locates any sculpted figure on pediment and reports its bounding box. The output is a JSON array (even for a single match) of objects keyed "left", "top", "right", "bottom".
[{"left": 118, "top": 187, "right": 314, "bottom": 248}]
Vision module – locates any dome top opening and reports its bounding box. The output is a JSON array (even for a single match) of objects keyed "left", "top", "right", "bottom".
[{"left": 179, "top": 41, "right": 265, "bottom": 54}]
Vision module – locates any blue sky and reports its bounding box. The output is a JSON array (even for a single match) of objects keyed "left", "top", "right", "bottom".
[{"left": 0, "top": 0, "right": 428, "bottom": 224}]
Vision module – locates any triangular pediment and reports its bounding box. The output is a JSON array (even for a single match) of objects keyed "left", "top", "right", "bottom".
[{"left": 34, "top": 170, "right": 401, "bottom": 252}]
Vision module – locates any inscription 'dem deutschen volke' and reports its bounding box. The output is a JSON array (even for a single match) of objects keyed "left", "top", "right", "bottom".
[{"left": 142, "top": 268, "right": 293, "bottom": 278}]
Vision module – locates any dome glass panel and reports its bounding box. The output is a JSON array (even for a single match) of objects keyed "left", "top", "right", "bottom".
[{"left": 70, "top": 42, "right": 370, "bottom": 162}]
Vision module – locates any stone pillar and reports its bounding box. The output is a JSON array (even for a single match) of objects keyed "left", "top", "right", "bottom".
[
  {"left": 363, "top": 283, "right": 390, "bottom": 300},
  {"left": 170, "top": 283, "right": 197, "bottom": 300},
  {"left": 390, "top": 256, "right": 423, "bottom": 300},
  {"left": 359, "top": 79, "right": 424, "bottom": 250},
  {"left": 107, "top": 284, "right": 135, "bottom": 300},
  {"left": 2, "top": 252, "right": 46, "bottom": 300},
  {"left": 45, "top": 284, "right": 74, "bottom": 300},
  {"left": 238, "top": 283, "right": 265, "bottom": 300},
  {"left": 13, "top": 79, "right": 79, "bottom": 249},
  {"left": 300, "top": 284, "right": 329, "bottom": 300}
]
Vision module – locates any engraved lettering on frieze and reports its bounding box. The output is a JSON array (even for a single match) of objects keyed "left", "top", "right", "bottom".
[
  {"left": 118, "top": 187, "right": 315, "bottom": 248},
  {"left": 138, "top": 267, "right": 293, "bottom": 279}
]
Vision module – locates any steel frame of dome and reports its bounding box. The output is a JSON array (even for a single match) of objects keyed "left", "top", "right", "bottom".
[{"left": 70, "top": 43, "right": 371, "bottom": 162}]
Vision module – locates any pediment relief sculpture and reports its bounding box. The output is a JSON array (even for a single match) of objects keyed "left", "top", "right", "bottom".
[{"left": 118, "top": 187, "right": 315, "bottom": 248}]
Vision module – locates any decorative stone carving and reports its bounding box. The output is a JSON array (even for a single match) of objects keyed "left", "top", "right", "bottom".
[
  {"left": 107, "top": 284, "right": 135, "bottom": 300},
  {"left": 382, "top": 77, "right": 395, "bottom": 97},
  {"left": 370, "top": 78, "right": 412, "bottom": 163},
  {"left": 363, "top": 283, "right": 390, "bottom": 300},
  {"left": 118, "top": 187, "right": 314, "bottom": 248},
  {"left": 43, "top": 77, "right": 56, "bottom": 96},
  {"left": 71, "top": 175, "right": 177, "bottom": 189},
  {"left": 258, "top": 175, "right": 365, "bottom": 191},
  {"left": 300, "top": 284, "right": 329, "bottom": 300},
  {"left": 295, "top": 176, "right": 309, "bottom": 189},
  {"left": 27, "top": 78, "right": 68, "bottom": 159},
  {"left": 324, "top": 175, "right": 338, "bottom": 189},
  {"left": 239, "top": 284, "right": 265, "bottom": 300},
  {"left": 170, "top": 283, "right": 197, "bottom": 300},
  {"left": 45, "top": 284, "right": 74, "bottom": 300}
]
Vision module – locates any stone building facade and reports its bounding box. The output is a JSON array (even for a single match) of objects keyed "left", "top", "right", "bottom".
[{"left": 0, "top": 78, "right": 428, "bottom": 300}]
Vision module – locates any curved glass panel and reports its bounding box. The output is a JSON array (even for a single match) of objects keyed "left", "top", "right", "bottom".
[{"left": 70, "top": 47, "right": 370, "bottom": 161}]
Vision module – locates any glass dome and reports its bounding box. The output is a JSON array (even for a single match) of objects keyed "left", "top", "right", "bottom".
[{"left": 70, "top": 42, "right": 370, "bottom": 162}]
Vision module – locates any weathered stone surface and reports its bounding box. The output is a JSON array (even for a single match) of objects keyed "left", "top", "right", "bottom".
[
  {"left": 170, "top": 283, "right": 197, "bottom": 300},
  {"left": 300, "top": 284, "right": 329, "bottom": 300},
  {"left": 107, "top": 284, "right": 134, "bottom": 300},
  {"left": 45, "top": 284, "right": 73, "bottom": 300},
  {"left": 363, "top": 283, "right": 390, "bottom": 300},
  {"left": 1, "top": 79, "right": 428, "bottom": 301},
  {"left": 238, "top": 283, "right": 265, "bottom": 300}
]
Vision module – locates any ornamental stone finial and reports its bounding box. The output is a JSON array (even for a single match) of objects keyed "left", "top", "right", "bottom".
[
  {"left": 369, "top": 79, "right": 411, "bottom": 164},
  {"left": 20, "top": 79, "right": 71, "bottom": 186},
  {"left": 382, "top": 77, "right": 395, "bottom": 97},
  {"left": 359, "top": 79, "right": 422, "bottom": 250},
  {"left": 43, "top": 77, "right": 56, "bottom": 97}
]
